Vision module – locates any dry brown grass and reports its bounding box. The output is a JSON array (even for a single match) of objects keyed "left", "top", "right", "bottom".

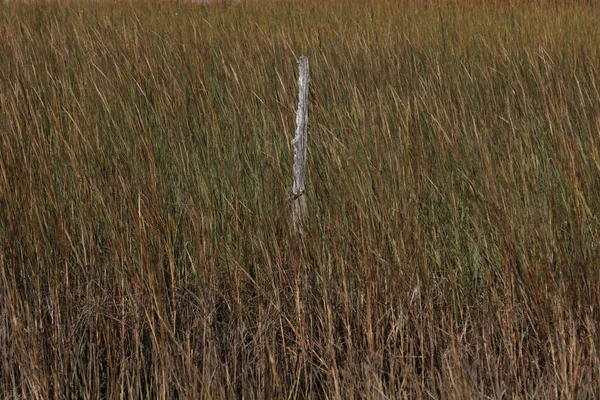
[{"left": 1, "top": 0, "right": 600, "bottom": 398}]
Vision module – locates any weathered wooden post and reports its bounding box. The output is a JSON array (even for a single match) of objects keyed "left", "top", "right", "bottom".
[{"left": 292, "top": 56, "right": 309, "bottom": 235}]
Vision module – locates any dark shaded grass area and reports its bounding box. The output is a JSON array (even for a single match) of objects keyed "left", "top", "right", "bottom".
[{"left": 1, "top": 1, "right": 600, "bottom": 397}]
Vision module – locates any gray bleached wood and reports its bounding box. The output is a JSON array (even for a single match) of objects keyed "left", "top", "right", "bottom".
[{"left": 292, "top": 56, "right": 309, "bottom": 235}]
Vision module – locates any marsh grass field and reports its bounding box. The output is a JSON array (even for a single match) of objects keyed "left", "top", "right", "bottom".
[{"left": 1, "top": 0, "right": 600, "bottom": 397}]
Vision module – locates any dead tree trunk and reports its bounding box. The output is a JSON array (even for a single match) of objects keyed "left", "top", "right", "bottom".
[{"left": 292, "top": 56, "right": 309, "bottom": 235}]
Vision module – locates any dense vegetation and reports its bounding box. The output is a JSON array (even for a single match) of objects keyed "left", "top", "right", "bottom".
[{"left": 1, "top": 1, "right": 600, "bottom": 397}]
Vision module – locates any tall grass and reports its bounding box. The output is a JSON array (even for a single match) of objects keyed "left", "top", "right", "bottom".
[{"left": 1, "top": 0, "right": 600, "bottom": 397}]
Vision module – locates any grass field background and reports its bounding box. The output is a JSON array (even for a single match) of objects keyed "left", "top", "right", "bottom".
[{"left": 1, "top": 0, "right": 600, "bottom": 397}]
